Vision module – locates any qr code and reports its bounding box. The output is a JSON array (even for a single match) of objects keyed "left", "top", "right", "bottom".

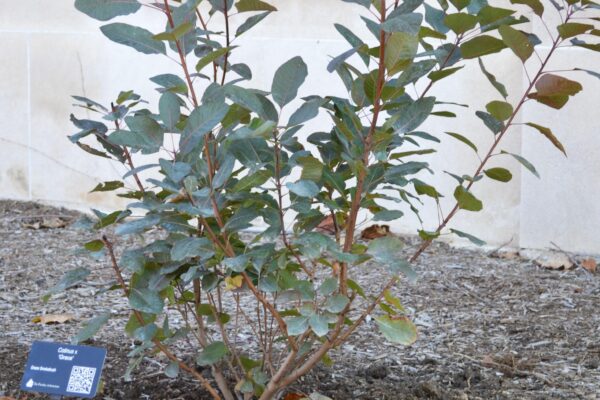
[{"left": 66, "top": 365, "right": 96, "bottom": 395}]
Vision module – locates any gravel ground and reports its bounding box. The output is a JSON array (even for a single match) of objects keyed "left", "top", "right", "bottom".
[{"left": 0, "top": 200, "right": 599, "bottom": 399}]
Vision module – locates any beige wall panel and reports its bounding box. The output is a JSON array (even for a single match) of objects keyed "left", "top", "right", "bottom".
[
  {"left": 0, "top": 1, "right": 598, "bottom": 252},
  {"left": 520, "top": 47, "right": 600, "bottom": 254},
  {"left": 387, "top": 50, "right": 525, "bottom": 246},
  {"left": 28, "top": 32, "right": 174, "bottom": 211},
  {"left": 0, "top": 33, "right": 30, "bottom": 199}
]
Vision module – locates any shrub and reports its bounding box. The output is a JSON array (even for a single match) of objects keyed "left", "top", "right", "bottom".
[{"left": 63, "top": 0, "right": 598, "bottom": 398}]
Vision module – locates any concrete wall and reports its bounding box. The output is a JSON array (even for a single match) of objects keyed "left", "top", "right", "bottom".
[{"left": 0, "top": 1, "right": 598, "bottom": 253}]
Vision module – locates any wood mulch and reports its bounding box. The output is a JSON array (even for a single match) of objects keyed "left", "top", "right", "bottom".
[{"left": 0, "top": 200, "right": 598, "bottom": 399}]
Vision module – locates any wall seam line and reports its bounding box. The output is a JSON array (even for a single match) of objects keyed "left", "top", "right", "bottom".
[{"left": 26, "top": 34, "right": 32, "bottom": 200}]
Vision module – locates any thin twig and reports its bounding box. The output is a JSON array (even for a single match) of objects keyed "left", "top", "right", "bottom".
[{"left": 101, "top": 235, "right": 222, "bottom": 400}]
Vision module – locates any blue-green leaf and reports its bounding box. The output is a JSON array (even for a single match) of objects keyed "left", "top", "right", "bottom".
[
  {"left": 75, "top": 0, "right": 141, "bottom": 21},
  {"left": 325, "top": 294, "right": 349, "bottom": 313},
  {"left": 171, "top": 237, "right": 214, "bottom": 261},
  {"left": 236, "top": 11, "right": 271, "bottom": 36},
  {"left": 288, "top": 98, "right": 324, "bottom": 126},
  {"left": 100, "top": 23, "right": 166, "bottom": 55},
  {"left": 450, "top": 228, "right": 486, "bottom": 246},
  {"left": 115, "top": 215, "right": 161, "bottom": 235},
  {"left": 375, "top": 315, "right": 418, "bottom": 345},
  {"left": 196, "top": 342, "right": 229, "bottom": 366},
  {"left": 159, "top": 92, "right": 181, "bottom": 131},
  {"left": 44, "top": 267, "right": 91, "bottom": 301},
  {"left": 129, "top": 288, "right": 164, "bottom": 314},
  {"left": 271, "top": 56, "right": 308, "bottom": 108},
  {"left": 373, "top": 210, "right": 404, "bottom": 221},
  {"left": 180, "top": 101, "right": 229, "bottom": 154},
  {"left": 309, "top": 314, "right": 330, "bottom": 337},
  {"left": 286, "top": 316, "right": 309, "bottom": 335},
  {"left": 71, "top": 312, "right": 111, "bottom": 344},
  {"left": 392, "top": 97, "right": 436, "bottom": 134},
  {"left": 382, "top": 13, "right": 423, "bottom": 35},
  {"left": 287, "top": 180, "right": 319, "bottom": 197}
]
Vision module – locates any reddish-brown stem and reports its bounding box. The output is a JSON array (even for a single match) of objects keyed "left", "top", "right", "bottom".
[
  {"left": 111, "top": 104, "right": 145, "bottom": 193},
  {"left": 206, "top": 293, "right": 244, "bottom": 382},
  {"left": 158, "top": 6, "right": 238, "bottom": 390},
  {"left": 220, "top": 1, "right": 231, "bottom": 85},
  {"left": 258, "top": 294, "right": 355, "bottom": 400},
  {"left": 259, "top": 4, "right": 390, "bottom": 389},
  {"left": 163, "top": 0, "right": 199, "bottom": 107},
  {"left": 341, "top": 0, "right": 388, "bottom": 294},
  {"left": 163, "top": 0, "right": 232, "bottom": 257},
  {"left": 186, "top": 187, "right": 290, "bottom": 350},
  {"left": 240, "top": 272, "right": 298, "bottom": 351},
  {"left": 336, "top": 14, "right": 570, "bottom": 348},
  {"left": 419, "top": 34, "right": 463, "bottom": 100},
  {"left": 409, "top": 29, "right": 565, "bottom": 263},
  {"left": 272, "top": 131, "right": 314, "bottom": 278},
  {"left": 101, "top": 236, "right": 222, "bottom": 400},
  {"left": 194, "top": 8, "right": 219, "bottom": 82}
]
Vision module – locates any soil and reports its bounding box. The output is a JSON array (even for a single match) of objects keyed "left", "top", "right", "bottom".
[{"left": 1, "top": 200, "right": 599, "bottom": 400}]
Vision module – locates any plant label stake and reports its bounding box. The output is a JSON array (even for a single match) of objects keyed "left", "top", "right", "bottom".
[{"left": 20, "top": 341, "right": 106, "bottom": 398}]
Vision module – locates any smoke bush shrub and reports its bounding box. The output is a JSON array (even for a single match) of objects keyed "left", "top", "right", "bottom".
[{"left": 62, "top": 0, "right": 599, "bottom": 398}]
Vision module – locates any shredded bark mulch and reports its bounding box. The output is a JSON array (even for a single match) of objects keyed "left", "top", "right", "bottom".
[{"left": 1, "top": 200, "right": 598, "bottom": 399}]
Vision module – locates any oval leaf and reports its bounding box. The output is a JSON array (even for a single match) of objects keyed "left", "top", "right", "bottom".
[
  {"left": 460, "top": 35, "right": 506, "bottom": 59},
  {"left": 75, "top": 0, "right": 141, "bottom": 21},
  {"left": 100, "top": 23, "right": 166, "bottom": 55},
  {"left": 484, "top": 167, "right": 513, "bottom": 182},
  {"left": 445, "top": 132, "right": 478, "bottom": 153},
  {"left": 485, "top": 100, "right": 513, "bottom": 121},
  {"left": 272, "top": 56, "right": 308, "bottom": 108},
  {"left": 129, "top": 288, "right": 165, "bottom": 314},
  {"left": 197, "top": 342, "right": 229, "bottom": 366},
  {"left": 71, "top": 312, "right": 111, "bottom": 344},
  {"left": 287, "top": 180, "right": 319, "bottom": 197},
  {"left": 236, "top": 0, "right": 277, "bottom": 12},
  {"left": 454, "top": 186, "right": 483, "bottom": 211},
  {"left": 450, "top": 229, "right": 486, "bottom": 246},
  {"left": 525, "top": 122, "right": 566, "bottom": 155},
  {"left": 499, "top": 25, "right": 534, "bottom": 62},
  {"left": 375, "top": 315, "right": 418, "bottom": 345}
]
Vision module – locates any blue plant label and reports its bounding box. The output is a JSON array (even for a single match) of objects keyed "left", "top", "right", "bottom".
[{"left": 20, "top": 341, "right": 107, "bottom": 398}]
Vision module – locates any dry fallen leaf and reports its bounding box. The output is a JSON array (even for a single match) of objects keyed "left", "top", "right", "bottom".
[
  {"left": 41, "top": 217, "right": 68, "bottom": 229},
  {"left": 360, "top": 224, "right": 392, "bottom": 240},
  {"left": 24, "top": 217, "right": 68, "bottom": 230},
  {"left": 224, "top": 275, "right": 244, "bottom": 291},
  {"left": 481, "top": 354, "right": 495, "bottom": 367},
  {"left": 283, "top": 393, "right": 305, "bottom": 400},
  {"left": 581, "top": 258, "right": 597, "bottom": 273},
  {"left": 0, "top": 397, "right": 18, "bottom": 400},
  {"left": 532, "top": 252, "right": 575, "bottom": 270},
  {"left": 331, "top": 261, "right": 340, "bottom": 277},
  {"left": 493, "top": 250, "right": 520, "bottom": 260},
  {"left": 23, "top": 221, "right": 41, "bottom": 230},
  {"left": 32, "top": 314, "right": 76, "bottom": 324},
  {"left": 167, "top": 189, "right": 188, "bottom": 203},
  {"left": 315, "top": 215, "right": 336, "bottom": 234}
]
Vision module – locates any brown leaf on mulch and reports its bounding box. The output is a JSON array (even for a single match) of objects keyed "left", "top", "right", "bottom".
[
  {"left": 360, "top": 224, "right": 392, "bottom": 240},
  {"left": 31, "top": 314, "right": 76, "bottom": 325},
  {"left": 481, "top": 353, "right": 536, "bottom": 377},
  {"left": 528, "top": 252, "right": 575, "bottom": 270},
  {"left": 23, "top": 217, "right": 69, "bottom": 230},
  {"left": 283, "top": 393, "right": 305, "bottom": 400},
  {"left": 315, "top": 215, "right": 336, "bottom": 234},
  {"left": 581, "top": 258, "right": 597, "bottom": 273}
]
